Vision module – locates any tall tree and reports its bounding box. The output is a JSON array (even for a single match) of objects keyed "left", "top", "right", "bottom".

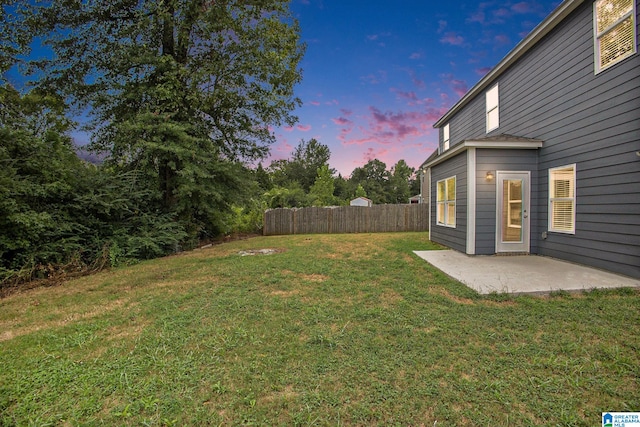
[
  {"left": 354, "top": 184, "right": 367, "bottom": 199},
  {"left": 333, "top": 173, "right": 351, "bottom": 203},
  {"left": 389, "top": 159, "right": 415, "bottom": 204},
  {"left": 290, "top": 138, "right": 332, "bottom": 191},
  {"left": 270, "top": 138, "right": 332, "bottom": 191},
  {"left": 254, "top": 162, "right": 272, "bottom": 191},
  {"left": 0, "top": 85, "right": 79, "bottom": 272},
  {"left": 0, "top": 84, "right": 187, "bottom": 282},
  {"left": 349, "top": 159, "right": 390, "bottom": 204},
  {"left": 308, "top": 164, "right": 336, "bottom": 206},
  {"left": 21, "top": 0, "right": 304, "bottom": 239}
]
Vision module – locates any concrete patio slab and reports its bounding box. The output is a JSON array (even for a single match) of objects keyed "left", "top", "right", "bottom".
[{"left": 413, "top": 250, "right": 640, "bottom": 295}]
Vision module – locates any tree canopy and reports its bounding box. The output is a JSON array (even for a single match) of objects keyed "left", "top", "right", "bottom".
[
  {"left": 17, "top": 0, "right": 305, "bottom": 239},
  {"left": 269, "top": 138, "right": 332, "bottom": 191}
]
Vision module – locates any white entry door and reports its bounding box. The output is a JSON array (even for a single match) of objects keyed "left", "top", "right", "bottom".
[{"left": 496, "top": 171, "right": 530, "bottom": 253}]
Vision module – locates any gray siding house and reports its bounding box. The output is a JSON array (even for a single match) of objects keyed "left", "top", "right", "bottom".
[{"left": 422, "top": 0, "right": 640, "bottom": 278}]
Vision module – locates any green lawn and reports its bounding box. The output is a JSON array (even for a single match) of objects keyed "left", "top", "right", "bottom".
[{"left": 1, "top": 233, "right": 638, "bottom": 426}]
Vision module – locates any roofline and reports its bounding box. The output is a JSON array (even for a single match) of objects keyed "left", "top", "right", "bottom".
[
  {"left": 422, "top": 139, "right": 543, "bottom": 170},
  {"left": 433, "top": 0, "right": 585, "bottom": 129}
]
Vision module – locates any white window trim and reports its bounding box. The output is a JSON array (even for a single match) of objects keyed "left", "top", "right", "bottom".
[
  {"left": 486, "top": 83, "right": 499, "bottom": 133},
  {"left": 548, "top": 164, "right": 576, "bottom": 234},
  {"left": 443, "top": 123, "right": 450, "bottom": 151},
  {"left": 593, "top": 0, "right": 637, "bottom": 74},
  {"left": 436, "top": 175, "right": 456, "bottom": 228}
]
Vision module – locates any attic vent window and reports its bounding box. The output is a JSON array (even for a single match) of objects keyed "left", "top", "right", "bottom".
[{"left": 594, "top": 0, "right": 636, "bottom": 73}]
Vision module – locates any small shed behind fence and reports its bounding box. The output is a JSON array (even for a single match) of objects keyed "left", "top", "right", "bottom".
[{"left": 349, "top": 197, "right": 373, "bottom": 207}]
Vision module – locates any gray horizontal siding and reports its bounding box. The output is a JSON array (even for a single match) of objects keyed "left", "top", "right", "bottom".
[
  {"left": 438, "top": 0, "right": 640, "bottom": 277},
  {"left": 446, "top": 97, "right": 484, "bottom": 149},
  {"left": 541, "top": 239, "right": 639, "bottom": 279},
  {"left": 475, "top": 149, "right": 539, "bottom": 255},
  {"left": 430, "top": 152, "right": 467, "bottom": 253}
]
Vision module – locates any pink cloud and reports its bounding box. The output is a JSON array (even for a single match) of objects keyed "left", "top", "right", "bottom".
[
  {"left": 366, "top": 32, "right": 391, "bottom": 42},
  {"left": 332, "top": 117, "right": 353, "bottom": 126},
  {"left": 332, "top": 110, "right": 357, "bottom": 144},
  {"left": 493, "top": 7, "right": 511, "bottom": 20},
  {"left": 437, "top": 20, "right": 448, "bottom": 33},
  {"left": 340, "top": 106, "right": 448, "bottom": 147},
  {"left": 405, "top": 69, "right": 426, "bottom": 90},
  {"left": 390, "top": 88, "right": 435, "bottom": 107},
  {"left": 297, "top": 124, "right": 311, "bottom": 132},
  {"left": 325, "top": 99, "right": 339, "bottom": 106},
  {"left": 391, "top": 88, "right": 419, "bottom": 103},
  {"left": 451, "top": 80, "right": 468, "bottom": 98},
  {"left": 518, "top": 20, "right": 539, "bottom": 38},
  {"left": 364, "top": 148, "right": 375, "bottom": 161},
  {"left": 494, "top": 34, "right": 511, "bottom": 45},
  {"left": 511, "top": 2, "right": 532, "bottom": 13},
  {"left": 467, "top": 11, "right": 485, "bottom": 24},
  {"left": 361, "top": 70, "right": 388, "bottom": 85},
  {"left": 363, "top": 147, "right": 390, "bottom": 163},
  {"left": 283, "top": 126, "right": 294, "bottom": 132},
  {"left": 475, "top": 66, "right": 492, "bottom": 76},
  {"left": 409, "top": 52, "right": 423, "bottom": 60},
  {"left": 441, "top": 74, "right": 469, "bottom": 99},
  {"left": 511, "top": 1, "right": 540, "bottom": 14},
  {"left": 440, "top": 32, "right": 465, "bottom": 46},
  {"left": 275, "top": 140, "right": 292, "bottom": 153},
  {"left": 342, "top": 136, "right": 377, "bottom": 146},
  {"left": 308, "top": 100, "right": 321, "bottom": 106},
  {"left": 369, "top": 107, "right": 418, "bottom": 139},
  {"left": 468, "top": 2, "right": 544, "bottom": 27}
]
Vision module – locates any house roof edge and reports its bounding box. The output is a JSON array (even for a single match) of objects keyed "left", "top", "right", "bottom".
[
  {"left": 433, "top": 0, "right": 585, "bottom": 129},
  {"left": 421, "top": 135, "right": 543, "bottom": 169}
]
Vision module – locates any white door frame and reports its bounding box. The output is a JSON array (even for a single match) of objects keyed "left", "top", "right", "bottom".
[{"left": 495, "top": 171, "right": 530, "bottom": 253}]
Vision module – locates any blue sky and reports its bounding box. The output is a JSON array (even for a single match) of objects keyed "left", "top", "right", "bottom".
[{"left": 269, "top": 0, "right": 562, "bottom": 176}]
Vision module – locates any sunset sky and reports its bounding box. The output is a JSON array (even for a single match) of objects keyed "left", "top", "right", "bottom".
[{"left": 269, "top": 0, "right": 562, "bottom": 176}]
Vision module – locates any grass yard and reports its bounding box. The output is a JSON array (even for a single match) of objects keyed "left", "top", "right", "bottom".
[{"left": 1, "top": 232, "right": 639, "bottom": 426}]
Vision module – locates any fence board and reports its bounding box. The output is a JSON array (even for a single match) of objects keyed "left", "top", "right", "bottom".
[{"left": 263, "top": 204, "right": 429, "bottom": 235}]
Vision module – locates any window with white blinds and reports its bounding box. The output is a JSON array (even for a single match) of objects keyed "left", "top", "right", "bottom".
[
  {"left": 549, "top": 165, "right": 576, "bottom": 233},
  {"left": 594, "top": 0, "right": 636, "bottom": 73},
  {"left": 486, "top": 84, "right": 499, "bottom": 132}
]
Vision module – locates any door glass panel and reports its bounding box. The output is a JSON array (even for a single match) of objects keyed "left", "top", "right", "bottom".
[{"left": 502, "top": 179, "right": 522, "bottom": 242}]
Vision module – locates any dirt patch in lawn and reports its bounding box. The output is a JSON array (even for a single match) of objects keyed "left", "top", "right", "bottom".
[{"left": 0, "top": 298, "right": 135, "bottom": 342}]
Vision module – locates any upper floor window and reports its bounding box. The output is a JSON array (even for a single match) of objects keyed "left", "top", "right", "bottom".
[
  {"left": 486, "top": 84, "right": 499, "bottom": 132},
  {"left": 594, "top": 0, "right": 637, "bottom": 73},
  {"left": 443, "top": 124, "right": 450, "bottom": 151},
  {"left": 549, "top": 164, "right": 576, "bottom": 234}
]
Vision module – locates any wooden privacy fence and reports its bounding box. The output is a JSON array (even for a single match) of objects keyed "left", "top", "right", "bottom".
[{"left": 263, "top": 204, "right": 429, "bottom": 236}]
